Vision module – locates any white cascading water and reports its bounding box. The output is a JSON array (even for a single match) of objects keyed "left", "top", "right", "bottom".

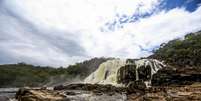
[
  {"left": 132, "top": 59, "right": 165, "bottom": 87},
  {"left": 84, "top": 59, "right": 166, "bottom": 87},
  {"left": 84, "top": 59, "right": 127, "bottom": 85}
]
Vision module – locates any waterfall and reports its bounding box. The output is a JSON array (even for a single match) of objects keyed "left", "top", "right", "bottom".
[
  {"left": 84, "top": 58, "right": 166, "bottom": 87},
  {"left": 84, "top": 59, "right": 127, "bottom": 85}
]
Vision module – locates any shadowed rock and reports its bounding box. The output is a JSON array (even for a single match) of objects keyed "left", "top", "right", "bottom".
[{"left": 152, "top": 66, "right": 201, "bottom": 86}]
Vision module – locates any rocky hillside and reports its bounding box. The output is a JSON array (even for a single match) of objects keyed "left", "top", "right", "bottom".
[{"left": 150, "top": 31, "right": 201, "bottom": 67}]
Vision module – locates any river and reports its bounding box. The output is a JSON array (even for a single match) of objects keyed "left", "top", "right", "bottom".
[{"left": 0, "top": 88, "right": 18, "bottom": 101}]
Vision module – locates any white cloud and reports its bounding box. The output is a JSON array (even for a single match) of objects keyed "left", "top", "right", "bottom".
[
  {"left": 1, "top": 0, "right": 201, "bottom": 66},
  {"left": 0, "top": 5, "right": 88, "bottom": 67},
  {"left": 4, "top": 0, "right": 161, "bottom": 31}
]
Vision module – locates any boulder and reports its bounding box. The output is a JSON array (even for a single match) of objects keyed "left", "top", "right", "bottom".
[
  {"left": 15, "top": 88, "right": 66, "bottom": 101},
  {"left": 127, "top": 80, "right": 147, "bottom": 93}
]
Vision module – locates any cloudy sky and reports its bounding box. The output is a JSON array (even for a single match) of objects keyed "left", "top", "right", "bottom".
[{"left": 0, "top": 0, "right": 201, "bottom": 67}]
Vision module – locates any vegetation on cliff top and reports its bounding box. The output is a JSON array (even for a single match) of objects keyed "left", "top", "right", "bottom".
[{"left": 150, "top": 31, "right": 201, "bottom": 67}]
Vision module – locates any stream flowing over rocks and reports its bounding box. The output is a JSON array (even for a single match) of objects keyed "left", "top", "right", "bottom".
[
  {"left": 85, "top": 59, "right": 166, "bottom": 87},
  {"left": 14, "top": 58, "right": 201, "bottom": 101}
]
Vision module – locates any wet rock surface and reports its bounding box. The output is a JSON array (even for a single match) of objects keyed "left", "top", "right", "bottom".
[{"left": 128, "top": 84, "right": 201, "bottom": 101}]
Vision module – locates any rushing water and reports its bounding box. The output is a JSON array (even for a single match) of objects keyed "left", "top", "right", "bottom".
[{"left": 85, "top": 59, "right": 127, "bottom": 85}]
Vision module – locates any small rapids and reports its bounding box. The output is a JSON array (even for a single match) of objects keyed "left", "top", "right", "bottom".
[{"left": 84, "top": 59, "right": 166, "bottom": 87}]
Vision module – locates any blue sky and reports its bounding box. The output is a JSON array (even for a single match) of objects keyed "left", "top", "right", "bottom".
[
  {"left": 0, "top": 0, "right": 201, "bottom": 67},
  {"left": 102, "top": 0, "right": 201, "bottom": 31},
  {"left": 160, "top": 0, "right": 201, "bottom": 12}
]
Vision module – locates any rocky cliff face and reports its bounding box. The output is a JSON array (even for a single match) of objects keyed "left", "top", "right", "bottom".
[
  {"left": 84, "top": 59, "right": 166, "bottom": 87},
  {"left": 152, "top": 66, "right": 201, "bottom": 86}
]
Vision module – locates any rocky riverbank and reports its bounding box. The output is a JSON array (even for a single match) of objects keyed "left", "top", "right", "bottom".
[
  {"left": 15, "top": 83, "right": 201, "bottom": 101},
  {"left": 15, "top": 84, "right": 127, "bottom": 101}
]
